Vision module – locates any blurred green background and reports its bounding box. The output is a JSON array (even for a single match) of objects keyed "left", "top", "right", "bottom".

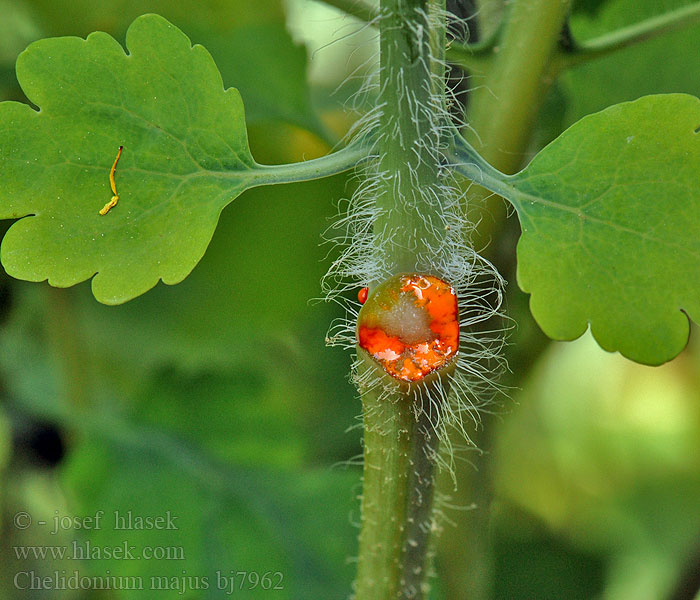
[{"left": 0, "top": 0, "right": 699, "bottom": 598}]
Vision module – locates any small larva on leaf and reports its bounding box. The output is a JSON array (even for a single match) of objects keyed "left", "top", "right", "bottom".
[{"left": 99, "top": 145, "right": 123, "bottom": 216}]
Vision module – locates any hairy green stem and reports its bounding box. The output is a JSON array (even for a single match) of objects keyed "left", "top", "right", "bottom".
[
  {"left": 356, "top": 385, "right": 412, "bottom": 600},
  {"left": 354, "top": 1, "right": 446, "bottom": 598},
  {"left": 557, "top": 2, "right": 700, "bottom": 71},
  {"left": 316, "top": 0, "right": 496, "bottom": 72},
  {"left": 356, "top": 365, "right": 440, "bottom": 599},
  {"left": 372, "top": 0, "right": 442, "bottom": 271},
  {"left": 400, "top": 406, "right": 441, "bottom": 595}
]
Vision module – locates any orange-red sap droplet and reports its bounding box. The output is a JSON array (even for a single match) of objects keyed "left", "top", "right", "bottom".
[
  {"left": 357, "top": 273, "right": 459, "bottom": 382},
  {"left": 358, "top": 287, "right": 369, "bottom": 304}
]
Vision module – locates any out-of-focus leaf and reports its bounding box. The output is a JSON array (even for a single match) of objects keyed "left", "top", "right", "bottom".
[
  {"left": 571, "top": 0, "right": 613, "bottom": 16},
  {"left": 0, "top": 406, "right": 10, "bottom": 474},
  {"left": 70, "top": 170, "right": 350, "bottom": 370},
  {"left": 22, "top": 0, "right": 323, "bottom": 133},
  {"left": 0, "top": 286, "right": 65, "bottom": 418},
  {"left": 25, "top": 0, "right": 285, "bottom": 35},
  {"left": 198, "top": 22, "right": 326, "bottom": 136},
  {"left": 563, "top": 0, "right": 700, "bottom": 124},
  {"left": 0, "top": 0, "right": 41, "bottom": 99},
  {"left": 60, "top": 427, "right": 359, "bottom": 599},
  {"left": 492, "top": 509, "right": 606, "bottom": 600},
  {"left": 134, "top": 368, "right": 307, "bottom": 469},
  {"left": 0, "top": 0, "right": 41, "bottom": 67},
  {"left": 495, "top": 332, "right": 700, "bottom": 600},
  {"left": 1, "top": 303, "right": 360, "bottom": 599}
]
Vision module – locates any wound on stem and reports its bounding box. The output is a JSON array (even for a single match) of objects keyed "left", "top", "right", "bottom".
[{"left": 357, "top": 273, "right": 459, "bottom": 382}]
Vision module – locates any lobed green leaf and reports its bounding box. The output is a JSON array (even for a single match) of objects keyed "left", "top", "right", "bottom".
[
  {"left": 0, "top": 14, "right": 361, "bottom": 304},
  {"left": 511, "top": 94, "right": 700, "bottom": 364},
  {"left": 0, "top": 14, "right": 257, "bottom": 303}
]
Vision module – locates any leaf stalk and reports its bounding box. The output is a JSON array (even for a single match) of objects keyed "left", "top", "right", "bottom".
[{"left": 555, "top": 2, "right": 700, "bottom": 71}]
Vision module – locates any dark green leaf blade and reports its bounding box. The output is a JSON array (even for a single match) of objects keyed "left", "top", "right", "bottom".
[
  {"left": 511, "top": 94, "right": 700, "bottom": 365},
  {"left": 22, "top": 0, "right": 323, "bottom": 135},
  {"left": 202, "top": 22, "right": 327, "bottom": 136},
  {"left": 564, "top": 0, "right": 700, "bottom": 126},
  {"left": 0, "top": 14, "right": 256, "bottom": 304}
]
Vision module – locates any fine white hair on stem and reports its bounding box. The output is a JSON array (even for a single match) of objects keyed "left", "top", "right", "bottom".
[{"left": 322, "top": 2, "right": 507, "bottom": 476}]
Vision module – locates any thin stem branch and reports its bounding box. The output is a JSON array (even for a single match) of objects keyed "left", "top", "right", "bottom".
[
  {"left": 445, "top": 22, "right": 502, "bottom": 72},
  {"left": 558, "top": 2, "right": 700, "bottom": 70},
  {"left": 474, "top": 0, "right": 505, "bottom": 39},
  {"left": 450, "top": 131, "right": 516, "bottom": 200},
  {"left": 315, "top": 0, "right": 379, "bottom": 22},
  {"left": 457, "top": 0, "right": 572, "bottom": 255},
  {"left": 249, "top": 135, "right": 372, "bottom": 186},
  {"left": 372, "top": 0, "right": 441, "bottom": 271},
  {"left": 463, "top": 0, "right": 573, "bottom": 176},
  {"left": 445, "top": 41, "right": 493, "bottom": 73}
]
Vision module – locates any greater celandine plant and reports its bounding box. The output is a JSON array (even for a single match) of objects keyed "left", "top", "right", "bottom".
[{"left": 1, "top": 1, "right": 700, "bottom": 598}]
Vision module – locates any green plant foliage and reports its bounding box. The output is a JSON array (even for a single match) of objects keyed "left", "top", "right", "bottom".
[
  {"left": 25, "top": 0, "right": 286, "bottom": 35},
  {"left": 563, "top": 0, "right": 700, "bottom": 124},
  {"left": 4, "top": 3, "right": 700, "bottom": 598},
  {"left": 0, "top": 14, "right": 263, "bottom": 303},
  {"left": 0, "top": 0, "right": 40, "bottom": 67},
  {"left": 8, "top": 0, "right": 321, "bottom": 133},
  {"left": 70, "top": 175, "right": 350, "bottom": 370},
  {"left": 60, "top": 434, "right": 359, "bottom": 599},
  {"left": 0, "top": 286, "right": 360, "bottom": 599},
  {"left": 200, "top": 22, "right": 327, "bottom": 136},
  {"left": 571, "top": 0, "right": 610, "bottom": 16},
  {"left": 0, "top": 14, "right": 348, "bottom": 305},
  {"left": 511, "top": 94, "right": 700, "bottom": 365},
  {"left": 493, "top": 519, "right": 606, "bottom": 600},
  {"left": 494, "top": 332, "right": 700, "bottom": 598},
  {"left": 0, "top": 405, "right": 9, "bottom": 473}
]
